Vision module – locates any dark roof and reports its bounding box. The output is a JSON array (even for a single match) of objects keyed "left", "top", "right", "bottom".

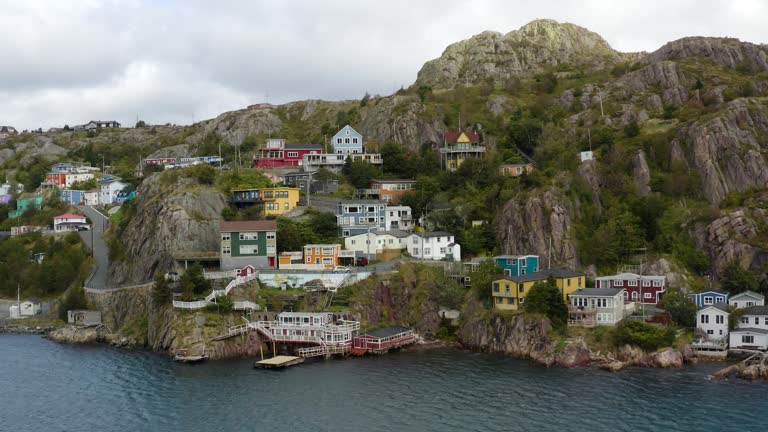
[
  {"left": 698, "top": 303, "right": 730, "bottom": 313},
  {"left": 502, "top": 268, "right": 584, "bottom": 283},
  {"left": 371, "top": 179, "right": 416, "bottom": 184},
  {"left": 381, "top": 229, "right": 410, "bottom": 238},
  {"left": 444, "top": 130, "right": 480, "bottom": 143},
  {"left": 694, "top": 289, "right": 729, "bottom": 295},
  {"left": 570, "top": 288, "right": 623, "bottom": 297},
  {"left": 742, "top": 305, "right": 768, "bottom": 316},
  {"left": 731, "top": 327, "right": 768, "bottom": 335},
  {"left": 365, "top": 326, "right": 411, "bottom": 339},
  {"left": 220, "top": 220, "right": 277, "bottom": 232},
  {"left": 284, "top": 144, "right": 322, "bottom": 150},
  {"left": 337, "top": 199, "right": 383, "bottom": 205},
  {"left": 412, "top": 231, "right": 453, "bottom": 238}
]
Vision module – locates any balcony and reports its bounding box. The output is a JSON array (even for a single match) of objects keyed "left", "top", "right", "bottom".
[
  {"left": 493, "top": 290, "right": 516, "bottom": 298},
  {"left": 440, "top": 145, "right": 486, "bottom": 154},
  {"left": 568, "top": 319, "right": 597, "bottom": 328}
]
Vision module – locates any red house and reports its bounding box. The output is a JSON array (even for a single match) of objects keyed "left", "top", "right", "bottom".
[
  {"left": 595, "top": 273, "right": 666, "bottom": 305},
  {"left": 46, "top": 173, "right": 67, "bottom": 187},
  {"left": 253, "top": 138, "right": 323, "bottom": 169},
  {"left": 352, "top": 326, "right": 416, "bottom": 355}
]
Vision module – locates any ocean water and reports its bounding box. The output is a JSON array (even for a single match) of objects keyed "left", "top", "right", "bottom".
[{"left": 1, "top": 334, "right": 767, "bottom": 432}]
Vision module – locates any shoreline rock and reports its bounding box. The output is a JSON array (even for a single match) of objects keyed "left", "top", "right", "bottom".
[{"left": 0, "top": 324, "right": 59, "bottom": 335}]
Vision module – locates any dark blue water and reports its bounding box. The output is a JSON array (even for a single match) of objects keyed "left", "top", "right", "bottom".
[{"left": 2, "top": 335, "right": 767, "bottom": 432}]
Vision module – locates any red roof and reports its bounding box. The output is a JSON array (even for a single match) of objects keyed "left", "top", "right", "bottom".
[
  {"left": 444, "top": 130, "right": 480, "bottom": 144},
  {"left": 54, "top": 213, "right": 85, "bottom": 219},
  {"left": 220, "top": 220, "right": 277, "bottom": 232}
]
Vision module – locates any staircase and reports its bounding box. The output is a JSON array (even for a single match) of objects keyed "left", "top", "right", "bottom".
[{"left": 174, "top": 273, "right": 258, "bottom": 309}]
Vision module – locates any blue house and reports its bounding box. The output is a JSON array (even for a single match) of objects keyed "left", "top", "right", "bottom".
[
  {"left": 332, "top": 125, "right": 364, "bottom": 155},
  {"left": 60, "top": 189, "right": 85, "bottom": 205},
  {"left": 688, "top": 289, "right": 729, "bottom": 308},
  {"left": 115, "top": 190, "right": 135, "bottom": 204},
  {"left": 494, "top": 255, "right": 539, "bottom": 277},
  {"left": 336, "top": 200, "right": 386, "bottom": 237}
]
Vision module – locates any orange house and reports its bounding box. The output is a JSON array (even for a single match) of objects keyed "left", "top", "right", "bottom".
[
  {"left": 368, "top": 179, "right": 416, "bottom": 203},
  {"left": 499, "top": 163, "right": 534, "bottom": 177},
  {"left": 303, "top": 244, "right": 341, "bottom": 268}
]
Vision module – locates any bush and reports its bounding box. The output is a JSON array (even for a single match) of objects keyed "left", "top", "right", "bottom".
[
  {"left": 524, "top": 277, "right": 568, "bottom": 330},
  {"left": 187, "top": 164, "right": 216, "bottom": 185},
  {"left": 623, "top": 120, "right": 640, "bottom": 138},
  {"left": 720, "top": 260, "right": 759, "bottom": 294},
  {"left": 151, "top": 273, "right": 171, "bottom": 306},
  {"left": 613, "top": 320, "right": 675, "bottom": 351},
  {"left": 59, "top": 286, "right": 88, "bottom": 320}
]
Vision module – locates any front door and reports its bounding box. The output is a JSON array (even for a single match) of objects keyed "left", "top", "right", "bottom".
[{"left": 268, "top": 257, "right": 275, "bottom": 268}]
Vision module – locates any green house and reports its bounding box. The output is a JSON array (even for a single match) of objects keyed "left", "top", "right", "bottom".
[
  {"left": 220, "top": 220, "right": 277, "bottom": 270},
  {"left": 8, "top": 196, "right": 43, "bottom": 219}
]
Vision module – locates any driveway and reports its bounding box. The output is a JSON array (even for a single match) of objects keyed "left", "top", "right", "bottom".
[{"left": 77, "top": 205, "right": 110, "bottom": 290}]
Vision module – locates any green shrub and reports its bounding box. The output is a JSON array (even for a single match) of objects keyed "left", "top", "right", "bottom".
[
  {"left": 613, "top": 320, "right": 675, "bottom": 351},
  {"left": 623, "top": 120, "right": 640, "bottom": 138}
]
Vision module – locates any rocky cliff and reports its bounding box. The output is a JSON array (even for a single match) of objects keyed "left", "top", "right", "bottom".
[
  {"left": 416, "top": 19, "right": 627, "bottom": 89},
  {"left": 109, "top": 171, "right": 227, "bottom": 284}
]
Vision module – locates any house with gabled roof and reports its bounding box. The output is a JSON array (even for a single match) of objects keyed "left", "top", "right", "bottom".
[
  {"left": 440, "top": 130, "right": 484, "bottom": 171},
  {"left": 696, "top": 303, "right": 730, "bottom": 341},
  {"left": 405, "top": 231, "right": 461, "bottom": 261},
  {"left": 220, "top": 220, "right": 277, "bottom": 269},
  {"left": 492, "top": 269, "right": 586, "bottom": 311},
  {"left": 568, "top": 288, "right": 626, "bottom": 327},
  {"left": 332, "top": 125, "right": 364, "bottom": 154},
  {"left": 730, "top": 305, "right": 768, "bottom": 351},
  {"left": 688, "top": 289, "right": 729, "bottom": 308},
  {"left": 728, "top": 291, "right": 765, "bottom": 309}
]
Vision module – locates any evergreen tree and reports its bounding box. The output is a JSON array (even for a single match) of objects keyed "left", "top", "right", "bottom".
[
  {"left": 659, "top": 287, "right": 696, "bottom": 327},
  {"left": 524, "top": 277, "right": 568, "bottom": 330},
  {"left": 59, "top": 285, "right": 88, "bottom": 320},
  {"left": 720, "top": 260, "right": 759, "bottom": 294},
  {"left": 151, "top": 273, "right": 171, "bottom": 305}
]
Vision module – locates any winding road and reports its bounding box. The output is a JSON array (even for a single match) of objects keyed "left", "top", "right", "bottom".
[{"left": 77, "top": 205, "right": 111, "bottom": 290}]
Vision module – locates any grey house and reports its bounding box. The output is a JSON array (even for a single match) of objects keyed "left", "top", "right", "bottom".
[
  {"left": 568, "top": 288, "right": 626, "bottom": 327},
  {"left": 336, "top": 200, "right": 386, "bottom": 237}
]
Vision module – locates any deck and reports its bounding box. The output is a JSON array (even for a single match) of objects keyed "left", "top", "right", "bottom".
[{"left": 255, "top": 355, "right": 305, "bottom": 369}]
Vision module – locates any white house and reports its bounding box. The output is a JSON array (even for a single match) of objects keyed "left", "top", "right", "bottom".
[
  {"left": 384, "top": 206, "right": 414, "bottom": 231},
  {"left": 696, "top": 303, "right": 729, "bottom": 341},
  {"left": 53, "top": 213, "right": 88, "bottom": 232},
  {"left": 568, "top": 288, "right": 626, "bottom": 327},
  {"left": 728, "top": 291, "right": 765, "bottom": 309},
  {"left": 64, "top": 172, "right": 94, "bottom": 188},
  {"left": 406, "top": 231, "right": 461, "bottom": 261},
  {"left": 83, "top": 120, "right": 120, "bottom": 131},
  {"left": 579, "top": 151, "right": 594, "bottom": 162},
  {"left": 19, "top": 298, "right": 42, "bottom": 316},
  {"left": 83, "top": 190, "right": 100, "bottom": 206},
  {"left": 99, "top": 179, "right": 127, "bottom": 205},
  {"left": 332, "top": 125, "right": 364, "bottom": 154},
  {"left": 730, "top": 305, "right": 768, "bottom": 350},
  {"left": 344, "top": 230, "right": 409, "bottom": 257}
]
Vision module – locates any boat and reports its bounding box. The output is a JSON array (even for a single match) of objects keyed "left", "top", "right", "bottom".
[{"left": 173, "top": 348, "right": 209, "bottom": 363}]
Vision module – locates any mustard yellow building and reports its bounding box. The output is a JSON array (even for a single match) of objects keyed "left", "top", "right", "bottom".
[
  {"left": 303, "top": 244, "right": 341, "bottom": 268},
  {"left": 492, "top": 269, "right": 585, "bottom": 311},
  {"left": 232, "top": 187, "right": 300, "bottom": 216}
]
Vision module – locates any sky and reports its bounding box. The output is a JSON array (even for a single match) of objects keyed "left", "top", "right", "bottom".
[{"left": 1, "top": 0, "right": 766, "bottom": 130}]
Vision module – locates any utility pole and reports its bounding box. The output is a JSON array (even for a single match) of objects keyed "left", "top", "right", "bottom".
[
  {"left": 548, "top": 235, "right": 552, "bottom": 270},
  {"left": 597, "top": 90, "right": 604, "bottom": 118}
]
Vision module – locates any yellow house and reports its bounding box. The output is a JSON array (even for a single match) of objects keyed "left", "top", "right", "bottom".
[
  {"left": 261, "top": 187, "right": 300, "bottom": 215},
  {"left": 440, "top": 130, "right": 485, "bottom": 171},
  {"left": 492, "top": 269, "right": 585, "bottom": 311}
]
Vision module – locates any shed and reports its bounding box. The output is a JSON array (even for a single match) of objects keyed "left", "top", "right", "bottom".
[{"left": 67, "top": 310, "right": 103, "bottom": 326}]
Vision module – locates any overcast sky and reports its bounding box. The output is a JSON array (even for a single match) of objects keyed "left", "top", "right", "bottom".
[{"left": 1, "top": 0, "right": 766, "bottom": 130}]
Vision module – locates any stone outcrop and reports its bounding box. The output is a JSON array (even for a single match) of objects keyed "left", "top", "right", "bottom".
[
  {"left": 670, "top": 99, "right": 768, "bottom": 205},
  {"left": 108, "top": 172, "right": 227, "bottom": 284},
  {"left": 358, "top": 95, "right": 444, "bottom": 149},
  {"left": 416, "top": 19, "right": 626, "bottom": 89},
  {"left": 496, "top": 189, "right": 578, "bottom": 269},
  {"left": 645, "top": 37, "right": 768, "bottom": 73},
  {"left": 631, "top": 150, "right": 652, "bottom": 196}
]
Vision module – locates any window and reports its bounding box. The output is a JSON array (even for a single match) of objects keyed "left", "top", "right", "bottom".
[
  {"left": 306, "top": 256, "right": 311, "bottom": 263},
  {"left": 653, "top": 280, "right": 662, "bottom": 287},
  {"left": 756, "top": 317, "right": 760, "bottom": 325},
  {"left": 519, "top": 284, "right": 525, "bottom": 293},
  {"left": 345, "top": 138, "right": 350, "bottom": 143},
  {"left": 716, "top": 315, "right": 724, "bottom": 324},
  {"left": 504, "top": 269, "right": 511, "bottom": 277},
  {"left": 742, "top": 317, "right": 749, "bottom": 324},
  {"left": 424, "top": 248, "right": 431, "bottom": 255},
  {"left": 716, "top": 297, "right": 724, "bottom": 303},
  {"left": 707, "top": 329, "right": 714, "bottom": 335},
  {"left": 287, "top": 152, "right": 299, "bottom": 158},
  {"left": 413, "top": 248, "right": 419, "bottom": 256},
  {"left": 623, "top": 291, "right": 628, "bottom": 299},
  {"left": 632, "top": 292, "right": 638, "bottom": 300},
  {"left": 567, "top": 279, "right": 571, "bottom": 287},
  {"left": 644, "top": 293, "right": 652, "bottom": 299},
  {"left": 493, "top": 283, "right": 499, "bottom": 292},
  {"left": 439, "top": 247, "right": 446, "bottom": 254},
  {"left": 239, "top": 245, "right": 259, "bottom": 255},
  {"left": 704, "top": 297, "right": 713, "bottom": 305},
  {"left": 221, "top": 233, "right": 231, "bottom": 241},
  {"left": 343, "top": 230, "right": 350, "bottom": 237},
  {"left": 642, "top": 280, "right": 650, "bottom": 287},
  {"left": 336, "top": 138, "right": 342, "bottom": 144},
  {"left": 743, "top": 335, "right": 755, "bottom": 344},
  {"left": 521, "top": 258, "right": 526, "bottom": 267},
  {"left": 413, "top": 237, "right": 418, "bottom": 244},
  {"left": 629, "top": 280, "right": 638, "bottom": 287},
  {"left": 284, "top": 203, "right": 289, "bottom": 210},
  {"left": 240, "top": 232, "right": 258, "bottom": 240},
  {"left": 266, "top": 233, "right": 276, "bottom": 240},
  {"left": 351, "top": 240, "right": 356, "bottom": 245},
  {"left": 495, "top": 297, "right": 502, "bottom": 304},
  {"left": 700, "top": 314, "right": 709, "bottom": 324},
  {"left": 353, "top": 138, "right": 358, "bottom": 143},
  {"left": 614, "top": 280, "right": 623, "bottom": 287},
  {"left": 222, "top": 246, "right": 231, "bottom": 255}
]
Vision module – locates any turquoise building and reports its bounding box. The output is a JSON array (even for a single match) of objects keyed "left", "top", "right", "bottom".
[{"left": 494, "top": 255, "right": 539, "bottom": 277}]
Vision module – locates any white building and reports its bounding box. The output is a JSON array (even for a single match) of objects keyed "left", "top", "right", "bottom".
[
  {"left": 19, "top": 299, "right": 42, "bottom": 316},
  {"left": 568, "top": 288, "right": 626, "bottom": 327},
  {"left": 580, "top": 150, "right": 594, "bottom": 162},
  {"left": 63, "top": 172, "right": 94, "bottom": 188},
  {"left": 384, "top": 206, "right": 414, "bottom": 231},
  {"left": 730, "top": 305, "right": 768, "bottom": 350},
  {"left": 99, "top": 179, "right": 127, "bottom": 205},
  {"left": 344, "top": 230, "right": 410, "bottom": 257},
  {"left": 405, "top": 231, "right": 461, "bottom": 261},
  {"left": 696, "top": 303, "right": 730, "bottom": 341},
  {"left": 83, "top": 191, "right": 100, "bottom": 206},
  {"left": 728, "top": 291, "right": 765, "bottom": 309},
  {"left": 53, "top": 214, "right": 88, "bottom": 232}
]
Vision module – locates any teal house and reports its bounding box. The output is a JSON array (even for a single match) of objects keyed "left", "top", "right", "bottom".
[
  {"left": 8, "top": 196, "right": 43, "bottom": 219},
  {"left": 494, "top": 254, "right": 539, "bottom": 277}
]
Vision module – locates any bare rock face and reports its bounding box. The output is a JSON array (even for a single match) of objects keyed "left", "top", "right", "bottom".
[
  {"left": 645, "top": 37, "right": 768, "bottom": 73},
  {"left": 631, "top": 150, "right": 652, "bottom": 196},
  {"left": 577, "top": 159, "right": 602, "bottom": 211},
  {"left": 670, "top": 99, "right": 768, "bottom": 205},
  {"left": 643, "top": 258, "right": 689, "bottom": 289},
  {"left": 496, "top": 189, "right": 579, "bottom": 269},
  {"left": 358, "top": 95, "right": 443, "bottom": 150},
  {"left": 458, "top": 301, "right": 552, "bottom": 358},
  {"left": 640, "top": 349, "right": 684, "bottom": 368},
  {"left": 109, "top": 172, "right": 227, "bottom": 285},
  {"left": 415, "top": 19, "right": 625, "bottom": 89},
  {"left": 692, "top": 205, "right": 768, "bottom": 278}
]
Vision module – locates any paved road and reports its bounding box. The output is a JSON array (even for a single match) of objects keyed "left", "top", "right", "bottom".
[{"left": 77, "top": 205, "right": 110, "bottom": 290}]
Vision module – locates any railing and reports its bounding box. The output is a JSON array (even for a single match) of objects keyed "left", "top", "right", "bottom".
[
  {"left": 173, "top": 300, "right": 210, "bottom": 309},
  {"left": 568, "top": 319, "right": 596, "bottom": 328},
  {"left": 297, "top": 344, "right": 350, "bottom": 358},
  {"left": 204, "top": 270, "right": 236, "bottom": 280},
  {"left": 233, "top": 301, "right": 260, "bottom": 311},
  {"left": 568, "top": 306, "right": 597, "bottom": 313}
]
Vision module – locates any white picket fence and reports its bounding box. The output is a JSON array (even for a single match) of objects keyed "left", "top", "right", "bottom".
[{"left": 173, "top": 273, "right": 258, "bottom": 310}]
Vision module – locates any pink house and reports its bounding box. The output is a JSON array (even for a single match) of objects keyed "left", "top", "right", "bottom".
[{"left": 595, "top": 273, "right": 666, "bottom": 305}]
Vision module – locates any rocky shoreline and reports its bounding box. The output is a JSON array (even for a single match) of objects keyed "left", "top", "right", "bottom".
[{"left": 0, "top": 324, "right": 60, "bottom": 335}]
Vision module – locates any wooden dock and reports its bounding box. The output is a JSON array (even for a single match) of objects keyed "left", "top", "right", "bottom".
[{"left": 254, "top": 355, "right": 305, "bottom": 369}]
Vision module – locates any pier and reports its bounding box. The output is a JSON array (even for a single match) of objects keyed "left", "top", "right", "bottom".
[{"left": 255, "top": 355, "right": 305, "bottom": 369}]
